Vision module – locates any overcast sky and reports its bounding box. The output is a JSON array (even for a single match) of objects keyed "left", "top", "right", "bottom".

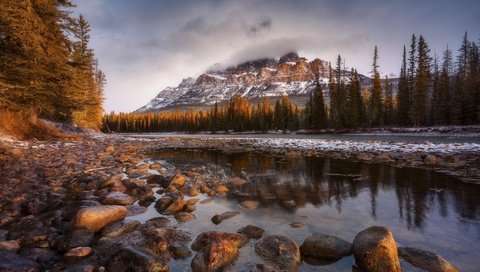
[{"left": 73, "top": 0, "right": 480, "bottom": 112}]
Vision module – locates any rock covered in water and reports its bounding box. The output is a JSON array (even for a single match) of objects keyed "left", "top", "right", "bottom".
[
  {"left": 352, "top": 226, "right": 401, "bottom": 272},
  {"left": 255, "top": 235, "right": 301, "bottom": 271},
  {"left": 398, "top": 247, "right": 459, "bottom": 272},
  {"left": 300, "top": 233, "right": 352, "bottom": 261},
  {"left": 101, "top": 219, "right": 140, "bottom": 238},
  {"left": 72, "top": 205, "right": 127, "bottom": 232}
]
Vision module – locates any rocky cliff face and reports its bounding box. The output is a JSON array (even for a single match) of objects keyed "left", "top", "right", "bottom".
[{"left": 137, "top": 52, "right": 375, "bottom": 112}]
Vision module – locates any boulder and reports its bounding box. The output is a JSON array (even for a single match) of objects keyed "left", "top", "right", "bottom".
[
  {"left": 191, "top": 240, "right": 239, "bottom": 272},
  {"left": 191, "top": 231, "right": 248, "bottom": 251},
  {"left": 211, "top": 211, "right": 240, "bottom": 225},
  {"left": 72, "top": 205, "right": 127, "bottom": 232},
  {"left": 398, "top": 247, "right": 459, "bottom": 272},
  {"left": 255, "top": 235, "right": 301, "bottom": 270},
  {"left": 170, "top": 242, "right": 192, "bottom": 259},
  {"left": 64, "top": 247, "right": 93, "bottom": 261},
  {"left": 174, "top": 212, "right": 197, "bottom": 222},
  {"left": 300, "top": 233, "right": 352, "bottom": 261},
  {"left": 352, "top": 226, "right": 400, "bottom": 272},
  {"left": 102, "top": 192, "right": 135, "bottom": 206},
  {"left": 108, "top": 246, "right": 168, "bottom": 272},
  {"left": 237, "top": 225, "right": 265, "bottom": 240},
  {"left": 101, "top": 219, "right": 140, "bottom": 238}
]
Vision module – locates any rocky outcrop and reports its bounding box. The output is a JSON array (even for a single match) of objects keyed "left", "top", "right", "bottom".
[{"left": 352, "top": 226, "right": 401, "bottom": 272}]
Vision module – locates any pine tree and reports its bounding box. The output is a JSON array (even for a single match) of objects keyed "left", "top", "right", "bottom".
[
  {"left": 309, "top": 74, "right": 327, "bottom": 129},
  {"left": 407, "top": 34, "right": 417, "bottom": 124},
  {"left": 369, "top": 46, "right": 383, "bottom": 126},
  {"left": 412, "top": 35, "right": 432, "bottom": 126},
  {"left": 397, "top": 46, "right": 410, "bottom": 126},
  {"left": 384, "top": 76, "right": 394, "bottom": 126},
  {"left": 347, "top": 69, "right": 362, "bottom": 128}
]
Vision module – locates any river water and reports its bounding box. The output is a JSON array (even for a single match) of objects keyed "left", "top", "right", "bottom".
[{"left": 131, "top": 148, "right": 480, "bottom": 271}]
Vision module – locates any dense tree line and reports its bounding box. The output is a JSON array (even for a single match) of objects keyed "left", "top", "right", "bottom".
[
  {"left": 103, "top": 96, "right": 299, "bottom": 133},
  {"left": 106, "top": 31, "right": 479, "bottom": 133},
  {"left": 0, "top": 1, "right": 105, "bottom": 129}
]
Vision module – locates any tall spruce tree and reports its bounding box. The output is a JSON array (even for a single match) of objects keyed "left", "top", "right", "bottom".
[
  {"left": 412, "top": 35, "right": 432, "bottom": 126},
  {"left": 407, "top": 34, "right": 417, "bottom": 124},
  {"left": 397, "top": 46, "right": 410, "bottom": 125},
  {"left": 384, "top": 76, "right": 394, "bottom": 126},
  {"left": 369, "top": 46, "right": 383, "bottom": 126}
]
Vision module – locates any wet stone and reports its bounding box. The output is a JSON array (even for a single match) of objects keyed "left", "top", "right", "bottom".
[
  {"left": 125, "top": 204, "right": 147, "bottom": 216},
  {"left": 102, "top": 192, "right": 135, "bottom": 206},
  {"left": 108, "top": 246, "right": 169, "bottom": 272},
  {"left": 255, "top": 235, "right": 301, "bottom": 271},
  {"left": 64, "top": 247, "right": 93, "bottom": 261},
  {"left": 237, "top": 225, "right": 265, "bottom": 240},
  {"left": 101, "top": 219, "right": 140, "bottom": 238},
  {"left": 300, "top": 233, "right": 353, "bottom": 261},
  {"left": 211, "top": 211, "right": 240, "bottom": 225}
]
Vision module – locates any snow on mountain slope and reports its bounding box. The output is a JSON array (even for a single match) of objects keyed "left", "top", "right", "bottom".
[{"left": 137, "top": 52, "right": 394, "bottom": 112}]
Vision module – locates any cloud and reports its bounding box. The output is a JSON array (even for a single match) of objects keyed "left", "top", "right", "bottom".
[
  {"left": 72, "top": 0, "right": 480, "bottom": 112},
  {"left": 245, "top": 17, "right": 273, "bottom": 37}
]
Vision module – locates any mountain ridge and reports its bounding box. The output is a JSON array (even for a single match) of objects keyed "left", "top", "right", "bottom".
[{"left": 137, "top": 52, "right": 391, "bottom": 112}]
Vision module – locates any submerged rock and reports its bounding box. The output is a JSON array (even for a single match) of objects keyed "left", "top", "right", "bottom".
[
  {"left": 352, "top": 226, "right": 400, "bottom": 272},
  {"left": 191, "top": 231, "right": 248, "bottom": 252},
  {"left": 398, "top": 247, "right": 459, "bottom": 272},
  {"left": 255, "top": 235, "right": 301, "bottom": 271},
  {"left": 72, "top": 205, "right": 127, "bottom": 232},
  {"left": 101, "top": 219, "right": 140, "bottom": 238},
  {"left": 211, "top": 211, "right": 240, "bottom": 225},
  {"left": 300, "top": 233, "right": 352, "bottom": 261}
]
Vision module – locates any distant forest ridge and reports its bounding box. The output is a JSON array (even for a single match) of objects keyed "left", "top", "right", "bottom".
[{"left": 104, "top": 33, "right": 480, "bottom": 133}]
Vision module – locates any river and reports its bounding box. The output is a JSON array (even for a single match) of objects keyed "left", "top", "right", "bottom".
[{"left": 129, "top": 147, "right": 480, "bottom": 271}]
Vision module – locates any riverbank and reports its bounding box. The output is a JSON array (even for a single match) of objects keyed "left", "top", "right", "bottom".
[{"left": 0, "top": 132, "right": 476, "bottom": 271}]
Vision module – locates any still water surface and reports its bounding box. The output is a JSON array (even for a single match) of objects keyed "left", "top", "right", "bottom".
[{"left": 132, "top": 149, "right": 480, "bottom": 271}]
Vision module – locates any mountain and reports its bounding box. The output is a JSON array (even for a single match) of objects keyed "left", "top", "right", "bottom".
[{"left": 136, "top": 52, "right": 391, "bottom": 112}]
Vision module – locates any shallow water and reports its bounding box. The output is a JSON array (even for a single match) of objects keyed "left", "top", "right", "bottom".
[
  {"left": 123, "top": 132, "right": 480, "bottom": 144},
  {"left": 132, "top": 149, "right": 480, "bottom": 271}
]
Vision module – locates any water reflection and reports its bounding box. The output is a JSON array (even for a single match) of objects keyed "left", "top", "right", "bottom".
[{"left": 152, "top": 149, "right": 480, "bottom": 230}]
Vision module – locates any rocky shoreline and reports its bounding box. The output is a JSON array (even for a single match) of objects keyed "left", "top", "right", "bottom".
[{"left": 0, "top": 133, "right": 471, "bottom": 271}]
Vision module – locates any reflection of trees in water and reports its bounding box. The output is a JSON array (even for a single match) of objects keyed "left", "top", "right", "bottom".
[{"left": 153, "top": 149, "right": 480, "bottom": 230}]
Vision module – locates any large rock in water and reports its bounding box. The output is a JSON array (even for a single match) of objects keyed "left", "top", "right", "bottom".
[
  {"left": 300, "top": 233, "right": 352, "bottom": 260},
  {"left": 255, "top": 235, "right": 301, "bottom": 271},
  {"left": 191, "top": 240, "right": 239, "bottom": 272},
  {"left": 190, "top": 231, "right": 248, "bottom": 272},
  {"left": 72, "top": 205, "right": 127, "bottom": 232},
  {"left": 398, "top": 247, "right": 459, "bottom": 272},
  {"left": 108, "top": 246, "right": 168, "bottom": 272},
  {"left": 352, "top": 226, "right": 401, "bottom": 272}
]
